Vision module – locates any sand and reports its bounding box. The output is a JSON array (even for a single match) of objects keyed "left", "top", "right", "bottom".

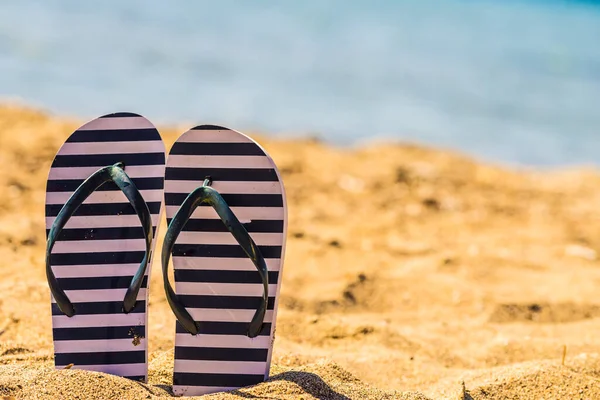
[{"left": 0, "top": 104, "right": 599, "bottom": 399}]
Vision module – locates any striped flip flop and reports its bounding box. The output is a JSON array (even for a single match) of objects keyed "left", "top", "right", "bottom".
[
  {"left": 162, "top": 125, "right": 287, "bottom": 396},
  {"left": 45, "top": 113, "right": 166, "bottom": 382}
]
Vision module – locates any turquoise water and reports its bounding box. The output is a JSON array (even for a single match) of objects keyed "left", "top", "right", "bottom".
[{"left": 1, "top": 1, "right": 599, "bottom": 165}]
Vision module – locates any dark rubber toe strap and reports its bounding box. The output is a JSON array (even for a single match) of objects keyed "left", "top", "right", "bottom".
[
  {"left": 46, "top": 162, "right": 153, "bottom": 317},
  {"left": 162, "top": 180, "right": 269, "bottom": 338}
]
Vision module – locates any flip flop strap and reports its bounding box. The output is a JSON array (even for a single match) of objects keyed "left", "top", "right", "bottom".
[
  {"left": 162, "top": 179, "right": 269, "bottom": 338},
  {"left": 46, "top": 162, "right": 153, "bottom": 317}
]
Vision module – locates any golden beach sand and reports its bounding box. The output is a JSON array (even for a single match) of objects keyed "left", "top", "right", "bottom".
[{"left": 1, "top": 104, "right": 599, "bottom": 399}]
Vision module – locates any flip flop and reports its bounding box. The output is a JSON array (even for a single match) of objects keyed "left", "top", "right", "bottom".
[
  {"left": 45, "top": 113, "right": 166, "bottom": 382},
  {"left": 162, "top": 125, "right": 287, "bottom": 396}
]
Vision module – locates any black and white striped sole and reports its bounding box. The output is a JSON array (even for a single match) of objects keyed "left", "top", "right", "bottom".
[
  {"left": 45, "top": 113, "right": 166, "bottom": 382},
  {"left": 164, "top": 126, "right": 287, "bottom": 396}
]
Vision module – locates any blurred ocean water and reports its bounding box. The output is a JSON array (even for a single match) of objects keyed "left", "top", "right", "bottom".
[{"left": 0, "top": 0, "right": 599, "bottom": 165}]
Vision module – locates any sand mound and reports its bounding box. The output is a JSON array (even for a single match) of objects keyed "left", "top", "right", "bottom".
[
  {"left": 0, "top": 364, "right": 170, "bottom": 399},
  {"left": 466, "top": 366, "right": 599, "bottom": 400},
  {"left": 427, "top": 354, "right": 600, "bottom": 399},
  {"left": 2, "top": 104, "right": 600, "bottom": 398},
  {"left": 0, "top": 361, "right": 413, "bottom": 400},
  {"left": 207, "top": 361, "right": 424, "bottom": 400}
]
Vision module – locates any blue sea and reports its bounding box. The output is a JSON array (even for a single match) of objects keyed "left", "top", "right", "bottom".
[{"left": 0, "top": 0, "right": 599, "bottom": 166}]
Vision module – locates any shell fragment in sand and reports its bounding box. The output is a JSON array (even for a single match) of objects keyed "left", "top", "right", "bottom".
[{"left": 565, "top": 244, "right": 597, "bottom": 261}]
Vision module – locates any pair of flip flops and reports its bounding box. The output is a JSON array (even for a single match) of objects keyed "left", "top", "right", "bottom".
[{"left": 45, "top": 113, "right": 287, "bottom": 396}]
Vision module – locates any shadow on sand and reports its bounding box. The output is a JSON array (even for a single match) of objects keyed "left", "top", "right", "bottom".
[{"left": 227, "top": 371, "right": 351, "bottom": 400}]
